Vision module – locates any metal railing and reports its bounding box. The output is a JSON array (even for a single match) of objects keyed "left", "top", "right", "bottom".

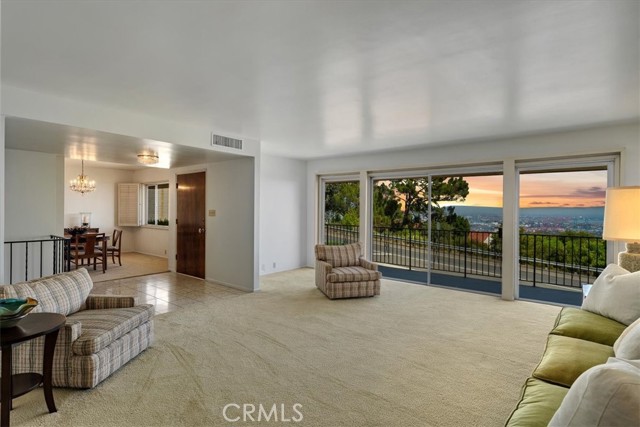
[
  {"left": 519, "top": 233, "right": 605, "bottom": 288},
  {"left": 324, "top": 224, "right": 605, "bottom": 288},
  {"left": 3, "top": 235, "right": 71, "bottom": 284}
]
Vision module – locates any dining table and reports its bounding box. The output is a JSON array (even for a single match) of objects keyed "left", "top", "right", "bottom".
[{"left": 63, "top": 232, "right": 110, "bottom": 272}]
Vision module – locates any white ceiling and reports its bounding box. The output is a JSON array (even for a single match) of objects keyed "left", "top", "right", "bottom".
[
  {"left": 2, "top": 0, "right": 639, "bottom": 160},
  {"left": 4, "top": 117, "right": 242, "bottom": 169}
]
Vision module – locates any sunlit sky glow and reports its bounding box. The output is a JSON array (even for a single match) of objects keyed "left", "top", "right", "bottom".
[{"left": 440, "top": 170, "right": 607, "bottom": 208}]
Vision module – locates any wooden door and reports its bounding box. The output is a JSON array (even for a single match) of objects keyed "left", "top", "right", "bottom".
[{"left": 177, "top": 172, "right": 206, "bottom": 278}]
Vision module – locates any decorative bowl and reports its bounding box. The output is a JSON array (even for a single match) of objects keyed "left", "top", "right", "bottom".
[
  {"left": 0, "top": 297, "right": 38, "bottom": 328},
  {"left": 0, "top": 314, "right": 29, "bottom": 328}
]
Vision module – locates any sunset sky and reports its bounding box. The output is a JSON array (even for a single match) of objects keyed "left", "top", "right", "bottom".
[{"left": 441, "top": 170, "right": 607, "bottom": 208}]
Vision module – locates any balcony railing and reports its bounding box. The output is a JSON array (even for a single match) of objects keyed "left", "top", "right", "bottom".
[
  {"left": 3, "top": 235, "right": 71, "bottom": 284},
  {"left": 324, "top": 224, "right": 605, "bottom": 288}
]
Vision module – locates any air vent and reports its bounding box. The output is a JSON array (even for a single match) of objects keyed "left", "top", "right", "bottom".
[{"left": 211, "top": 133, "right": 243, "bottom": 150}]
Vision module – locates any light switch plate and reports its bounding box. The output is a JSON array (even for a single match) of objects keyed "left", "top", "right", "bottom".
[{"left": 208, "top": 209, "right": 216, "bottom": 217}]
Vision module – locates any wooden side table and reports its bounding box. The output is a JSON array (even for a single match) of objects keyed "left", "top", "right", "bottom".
[{"left": 0, "top": 313, "right": 66, "bottom": 427}]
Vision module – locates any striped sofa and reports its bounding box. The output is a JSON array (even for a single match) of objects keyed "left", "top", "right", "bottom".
[
  {"left": 0, "top": 268, "right": 154, "bottom": 388},
  {"left": 315, "top": 243, "right": 381, "bottom": 299}
]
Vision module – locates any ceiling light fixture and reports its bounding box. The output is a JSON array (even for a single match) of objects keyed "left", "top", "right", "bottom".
[
  {"left": 69, "top": 159, "right": 96, "bottom": 195},
  {"left": 137, "top": 152, "right": 159, "bottom": 165}
]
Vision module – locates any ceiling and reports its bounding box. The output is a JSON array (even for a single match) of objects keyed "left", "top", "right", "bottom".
[
  {"left": 2, "top": 0, "right": 639, "bottom": 160},
  {"left": 4, "top": 117, "right": 242, "bottom": 169}
]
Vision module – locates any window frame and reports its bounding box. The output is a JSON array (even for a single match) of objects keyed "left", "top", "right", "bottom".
[{"left": 144, "top": 182, "right": 170, "bottom": 228}]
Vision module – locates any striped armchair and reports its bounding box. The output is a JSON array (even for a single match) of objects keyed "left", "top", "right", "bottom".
[
  {"left": 315, "top": 242, "right": 381, "bottom": 299},
  {"left": 0, "top": 269, "right": 154, "bottom": 388}
]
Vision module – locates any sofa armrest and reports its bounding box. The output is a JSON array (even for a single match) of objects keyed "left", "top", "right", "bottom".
[
  {"left": 62, "top": 320, "right": 83, "bottom": 343},
  {"left": 85, "top": 294, "right": 138, "bottom": 309},
  {"left": 359, "top": 258, "right": 378, "bottom": 271}
]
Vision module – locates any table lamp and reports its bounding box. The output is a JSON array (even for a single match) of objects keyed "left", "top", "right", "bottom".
[{"left": 602, "top": 186, "right": 640, "bottom": 272}]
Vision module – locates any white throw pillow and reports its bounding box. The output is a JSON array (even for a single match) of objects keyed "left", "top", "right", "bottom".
[
  {"left": 549, "top": 357, "right": 640, "bottom": 427},
  {"left": 614, "top": 317, "right": 640, "bottom": 359},
  {"left": 581, "top": 264, "right": 640, "bottom": 325}
]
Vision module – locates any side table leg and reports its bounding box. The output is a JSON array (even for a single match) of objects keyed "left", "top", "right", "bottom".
[
  {"left": 42, "top": 330, "right": 60, "bottom": 413},
  {"left": 1, "top": 344, "right": 12, "bottom": 427}
]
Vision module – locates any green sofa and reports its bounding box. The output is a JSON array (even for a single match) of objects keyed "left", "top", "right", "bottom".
[{"left": 505, "top": 307, "right": 627, "bottom": 426}]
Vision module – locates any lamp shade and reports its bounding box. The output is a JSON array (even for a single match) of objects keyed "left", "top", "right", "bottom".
[{"left": 602, "top": 186, "right": 640, "bottom": 241}]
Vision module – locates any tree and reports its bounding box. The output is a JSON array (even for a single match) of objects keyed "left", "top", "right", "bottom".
[
  {"left": 373, "top": 176, "right": 470, "bottom": 230},
  {"left": 324, "top": 182, "right": 359, "bottom": 224}
]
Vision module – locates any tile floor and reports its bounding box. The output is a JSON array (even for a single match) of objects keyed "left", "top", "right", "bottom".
[{"left": 90, "top": 272, "right": 245, "bottom": 315}]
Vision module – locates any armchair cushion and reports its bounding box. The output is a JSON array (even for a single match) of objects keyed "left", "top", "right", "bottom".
[
  {"left": 69, "top": 305, "right": 154, "bottom": 355},
  {"left": 327, "top": 266, "right": 382, "bottom": 283}
]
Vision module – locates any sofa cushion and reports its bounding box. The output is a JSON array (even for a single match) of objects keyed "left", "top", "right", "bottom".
[
  {"left": 613, "top": 317, "right": 640, "bottom": 360},
  {"left": 0, "top": 269, "right": 93, "bottom": 316},
  {"left": 69, "top": 304, "right": 154, "bottom": 355},
  {"left": 532, "top": 335, "right": 614, "bottom": 388},
  {"left": 316, "top": 243, "right": 361, "bottom": 268},
  {"left": 505, "top": 377, "right": 569, "bottom": 427},
  {"left": 548, "top": 358, "right": 640, "bottom": 427},
  {"left": 327, "top": 266, "right": 381, "bottom": 283},
  {"left": 582, "top": 263, "right": 640, "bottom": 325},
  {"left": 550, "top": 307, "right": 626, "bottom": 346}
]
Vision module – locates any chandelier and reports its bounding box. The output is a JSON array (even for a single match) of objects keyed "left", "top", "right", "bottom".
[
  {"left": 69, "top": 160, "right": 96, "bottom": 195},
  {"left": 137, "top": 152, "right": 159, "bottom": 165}
]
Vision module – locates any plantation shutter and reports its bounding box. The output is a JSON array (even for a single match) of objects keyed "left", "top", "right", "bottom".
[{"left": 118, "top": 183, "right": 142, "bottom": 226}]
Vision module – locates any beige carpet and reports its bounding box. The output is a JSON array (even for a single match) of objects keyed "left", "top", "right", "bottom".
[
  {"left": 86, "top": 252, "right": 169, "bottom": 283},
  {"left": 10, "top": 269, "right": 560, "bottom": 427}
]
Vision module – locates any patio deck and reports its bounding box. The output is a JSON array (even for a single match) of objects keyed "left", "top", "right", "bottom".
[{"left": 379, "top": 265, "right": 583, "bottom": 306}]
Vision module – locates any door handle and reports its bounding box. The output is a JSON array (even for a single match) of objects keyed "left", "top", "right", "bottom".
[{"left": 198, "top": 228, "right": 206, "bottom": 234}]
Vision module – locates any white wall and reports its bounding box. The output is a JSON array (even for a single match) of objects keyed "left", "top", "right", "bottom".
[
  {"left": 259, "top": 154, "right": 307, "bottom": 275},
  {"left": 4, "top": 149, "right": 65, "bottom": 283},
  {"left": 64, "top": 161, "right": 136, "bottom": 252},
  {"left": 130, "top": 167, "right": 171, "bottom": 258},
  {"left": 165, "top": 158, "right": 257, "bottom": 291},
  {"left": 0, "top": 116, "right": 5, "bottom": 281},
  {"left": 207, "top": 157, "right": 257, "bottom": 290},
  {"left": 6, "top": 150, "right": 64, "bottom": 240}
]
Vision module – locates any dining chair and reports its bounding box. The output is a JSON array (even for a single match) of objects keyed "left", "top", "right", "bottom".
[
  {"left": 70, "top": 233, "right": 106, "bottom": 273},
  {"left": 107, "top": 229, "right": 123, "bottom": 266}
]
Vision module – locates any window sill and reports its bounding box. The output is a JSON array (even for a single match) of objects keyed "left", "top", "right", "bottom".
[{"left": 141, "top": 225, "right": 169, "bottom": 230}]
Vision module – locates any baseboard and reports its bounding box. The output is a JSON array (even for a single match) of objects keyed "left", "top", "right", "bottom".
[
  {"left": 205, "top": 277, "right": 258, "bottom": 293},
  {"left": 128, "top": 251, "right": 168, "bottom": 259}
]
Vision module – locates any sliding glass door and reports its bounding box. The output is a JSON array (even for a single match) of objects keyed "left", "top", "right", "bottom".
[{"left": 370, "top": 170, "right": 503, "bottom": 285}]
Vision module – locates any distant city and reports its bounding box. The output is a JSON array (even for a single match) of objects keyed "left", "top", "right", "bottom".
[{"left": 452, "top": 206, "right": 604, "bottom": 236}]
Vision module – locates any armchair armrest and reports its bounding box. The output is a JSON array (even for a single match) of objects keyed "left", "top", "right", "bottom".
[
  {"left": 85, "top": 294, "right": 138, "bottom": 310},
  {"left": 359, "top": 258, "right": 378, "bottom": 271},
  {"left": 315, "top": 259, "right": 332, "bottom": 288}
]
